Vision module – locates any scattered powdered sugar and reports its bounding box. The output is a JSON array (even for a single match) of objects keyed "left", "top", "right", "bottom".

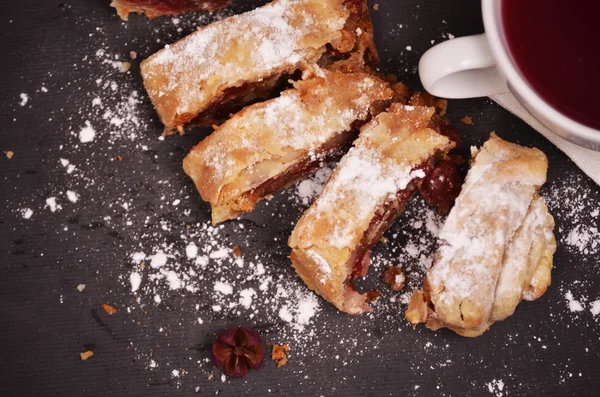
[
  {"left": 150, "top": 251, "right": 168, "bottom": 269},
  {"left": 590, "top": 300, "right": 600, "bottom": 316},
  {"left": 544, "top": 173, "right": 600, "bottom": 257},
  {"left": 45, "top": 197, "right": 61, "bottom": 213},
  {"left": 279, "top": 306, "right": 294, "bottom": 323},
  {"left": 486, "top": 379, "right": 505, "bottom": 397},
  {"left": 79, "top": 121, "right": 96, "bottom": 143},
  {"left": 20, "top": 208, "right": 33, "bottom": 219},
  {"left": 296, "top": 165, "right": 333, "bottom": 205},
  {"left": 185, "top": 243, "right": 198, "bottom": 259},
  {"left": 565, "top": 225, "right": 599, "bottom": 255},
  {"left": 239, "top": 288, "right": 256, "bottom": 308},
  {"left": 130, "top": 272, "right": 142, "bottom": 292},
  {"left": 19, "top": 93, "right": 29, "bottom": 106},
  {"left": 214, "top": 281, "right": 233, "bottom": 295},
  {"left": 565, "top": 291, "right": 585, "bottom": 313},
  {"left": 66, "top": 190, "right": 79, "bottom": 203}
]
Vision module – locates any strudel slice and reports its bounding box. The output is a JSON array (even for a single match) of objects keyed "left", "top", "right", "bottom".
[
  {"left": 141, "top": 0, "right": 375, "bottom": 134},
  {"left": 406, "top": 134, "right": 556, "bottom": 337},
  {"left": 183, "top": 70, "right": 393, "bottom": 225},
  {"left": 289, "top": 104, "right": 455, "bottom": 314},
  {"left": 110, "top": 0, "right": 231, "bottom": 20}
]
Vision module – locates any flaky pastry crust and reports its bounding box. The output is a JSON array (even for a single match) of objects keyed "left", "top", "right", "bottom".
[
  {"left": 289, "top": 104, "right": 455, "bottom": 314},
  {"left": 110, "top": 0, "right": 231, "bottom": 20},
  {"left": 406, "top": 133, "right": 556, "bottom": 337},
  {"left": 141, "top": 0, "right": 378, "bottom": 134},
  {"left": 182, "top": 69, "right": 393, "bottom": 225}
]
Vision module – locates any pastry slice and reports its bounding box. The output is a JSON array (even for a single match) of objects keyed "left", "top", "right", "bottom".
[
  {"left": 110, "top": 0, "right": 231, "bottom": 20},
  {"left": 289, "top": 104, "right": 455, "bottom": 314},
  {"left": 141, "top": 0, "right": 377, "bottom": 134},
  {"left": 183, "top": 69, "right": 393, "bottom": 225},
  {"left": 406, "top": 133, "right": 556, "bottom": 337}
]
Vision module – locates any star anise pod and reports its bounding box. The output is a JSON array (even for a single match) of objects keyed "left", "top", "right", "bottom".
[{"left": 211, "top": 327, "right": 265, "bottom": 378}]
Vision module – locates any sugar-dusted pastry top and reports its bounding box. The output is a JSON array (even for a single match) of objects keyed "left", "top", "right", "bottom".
[
  {"left": 406, "top": 133, "right": 556, "bottom": 337},
  {"left": 141, "top": 0, "right": 352, "bottom": 133},
  {"left": 289, "top": 104, "right": 455, "bottom": 314},
  {"left": 183, "top": 69, "right": 393, "bottom": 225},
  {"left": 110, "top": 0, "right": 231, "bottom": 20}
]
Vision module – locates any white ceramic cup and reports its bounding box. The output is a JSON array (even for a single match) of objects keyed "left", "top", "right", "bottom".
[{"left": 419, "top": 0, "right": 600, "bottom": 150}]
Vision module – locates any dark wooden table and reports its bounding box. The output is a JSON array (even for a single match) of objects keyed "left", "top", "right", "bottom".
[{"left": 1, "top": 1, "right": 599, "bottom": 396}]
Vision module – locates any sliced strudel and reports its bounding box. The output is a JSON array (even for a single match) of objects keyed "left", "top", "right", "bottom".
[
  {"left": 110, "top": 0, "right": 231, "bottom": 20},
  {"left": 406, "top": 133, "right": 556, "bottom": 337},
  {"left": 183, "top": 69, "right": 393, "bottom": 225},
  {"left": 141, "top": 0, "right": 377, "bottom": 134},
  {"left": 289, "top": 104, "right": 455, "bottom": 314}
]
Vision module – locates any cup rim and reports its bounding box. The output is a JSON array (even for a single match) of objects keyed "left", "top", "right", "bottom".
[{"left": 482, "top": 0, "right": 600, "bottom": 147}]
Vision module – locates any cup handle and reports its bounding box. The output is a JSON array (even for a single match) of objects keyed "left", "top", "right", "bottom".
[{"left": 419, "top": 34, "right": 509, "bottom": 99}]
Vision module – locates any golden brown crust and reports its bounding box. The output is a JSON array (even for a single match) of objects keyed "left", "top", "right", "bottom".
[
  {"left": 522, "top": 199, "right": 557, "bottom": 302},
  {"left": 110, "top": 0, "right": 231, "bottom": 20},
  {"left": 140, "top": 0, "right": 379, "bottom": 134},
  {"left": 407, "top": 134, "right": 556, "bottom": 337},
  {"left": 289, "top": 104, "right": 454, "bottom": 314},
  {"left": 182, "top": 70, "right": 393, "bottom": 225},
  {"left": 325, "top": 0, "right": 379, "bottom": 72}
]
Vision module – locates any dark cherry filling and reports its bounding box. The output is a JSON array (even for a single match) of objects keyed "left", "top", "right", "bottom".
[
  {"left": 188, "top": 73, "right": 296, "bottom": 129},
  {"left": 349, "top": 186, "right": 417, "bottom": 280},
  {"left": 228, "top": 104, "right": 388, "bottom": 212},
  {"left": 431, "top": 124, "right": 461, "bottom": 146},
  {"left": 419, "top": 160, "right": 462, "bottom": 216}
]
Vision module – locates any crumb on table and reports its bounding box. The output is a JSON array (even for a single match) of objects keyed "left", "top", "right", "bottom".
[
  {"left": 271, "top": 343, "right": 289, "bottom": 367},
  {"left": 101, "top": 303, "right": 118, "bottom": 315}
]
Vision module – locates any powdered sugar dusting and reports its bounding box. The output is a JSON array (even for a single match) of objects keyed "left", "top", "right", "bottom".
[
  {"left": 79, "top": 121, "right": 96, "bottom": 143},
  {"left": 428, "top": 136, "right": 546, "bottom": 325},
  {"left": 142, "top": 0, "right": 349, "bottom": 123},
  {"left": 486, "top": 379, "right": 505, "bottom": 397},
  {"left": 565, "top": 291, "right": 585, "bottom": 312},
  {"left": 296, "top": 165, "right": 333, "bottom": 205}
]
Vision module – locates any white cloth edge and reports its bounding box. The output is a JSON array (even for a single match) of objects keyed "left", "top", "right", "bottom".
[{"left": 491, "top": 93, "right": 600, "bottom": 186}]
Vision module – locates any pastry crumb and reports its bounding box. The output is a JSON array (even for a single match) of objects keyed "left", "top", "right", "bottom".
[
  {"left": 383, "top": 266, "right": 406, "bottom": 291},
  {"left": 366, "top": 289, "right": 382, "bottom": 303},
  {"left": 461, "top": 115, "right": 473, "bottom": 125},
  {"left": 80, "top": 351, "right": 94, "bottom": 360},
  {"left": 232, "top": 245, "right": 242, "bottom": 257},
  {"left": 129, "top": 51, "right": 137, "bottom": 60},
  {"left": 373, "top": 3, "right": 379, "bottom": 10},
  {"left": 120, "top": 62, "right": 131, "bottom": 73},
  {"left": 6, "top": 151, "right": 14, "bottom": 159},
  {"left": 271, "top": 343, "right": 289, "bottom": 367},
  {"left": 101, "top": 303, "right": 118, "bottom": 315}
]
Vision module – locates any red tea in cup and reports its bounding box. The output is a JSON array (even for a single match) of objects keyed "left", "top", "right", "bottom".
[{"left": 502, "top": 0, "right": 600, "bottom": 130}]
